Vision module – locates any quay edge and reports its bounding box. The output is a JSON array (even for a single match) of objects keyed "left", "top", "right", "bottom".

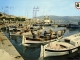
[{"left": 0, "top": 32, "right": 24, "bottom": 60}]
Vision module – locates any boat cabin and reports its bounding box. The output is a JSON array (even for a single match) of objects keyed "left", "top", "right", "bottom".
[{"left": 60, "top": 33, "right": 80, "bottom": 47}]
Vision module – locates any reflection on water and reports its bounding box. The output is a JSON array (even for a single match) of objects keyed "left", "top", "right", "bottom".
[{"left": 4, "top": 27, "right": 80, "bottom": 60}]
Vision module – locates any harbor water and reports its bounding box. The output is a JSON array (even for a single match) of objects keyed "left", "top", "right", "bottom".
[{"left": 3, "top": 26, "right": 80, "bottom": 60}]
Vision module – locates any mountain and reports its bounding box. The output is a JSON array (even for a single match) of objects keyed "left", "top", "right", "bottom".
[{"left": 37, "top": 15, "right": 80, "bottom": 21}]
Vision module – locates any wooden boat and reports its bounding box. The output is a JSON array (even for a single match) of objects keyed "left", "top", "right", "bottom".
[
  {"left": 21, "top": 29, "right": 66, "bottom": 47},
  {"left": 40, "top": 33, "right": 80, "bottom": 57},
  {"left": 9, "top": 27, "right": 22, "bottom": 37},
  {"left": 8, "top": 25, "right": 17, "bottom": 32}
]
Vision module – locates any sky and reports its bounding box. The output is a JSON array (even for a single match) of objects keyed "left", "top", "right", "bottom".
[{"left": 0, "top": 0, "right": 80, "bottom": 18}]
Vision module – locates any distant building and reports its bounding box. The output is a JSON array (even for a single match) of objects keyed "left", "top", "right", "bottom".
[{"left": 0, "top": 13, "right": 15, "bottom": 21}]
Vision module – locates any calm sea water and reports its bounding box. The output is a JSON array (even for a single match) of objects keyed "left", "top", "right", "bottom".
[{"left": 4, "top": 26, "right": 80, "bottom": 60}]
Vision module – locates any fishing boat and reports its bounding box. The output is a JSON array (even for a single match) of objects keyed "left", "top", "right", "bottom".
[
  {"left": 40, "top": 33, "right": 80, "bottom": 57},
  {"left": 21, "top": 29, "right": 66, "bottom": 47},
  {"left": 9, "top": 28, "right": 20, "bottom": 36},
  {"left": 8, "top": 25, "right": 17, "bottom": 32},
  {"left": 67, "top": 24, "right": 80, "bottom": 28},
  {"left": 33, "top": 16, "right": 52, "bottom": 26},
  {"left": 67, "top": 22, "right": 80, "bottom": 28}
]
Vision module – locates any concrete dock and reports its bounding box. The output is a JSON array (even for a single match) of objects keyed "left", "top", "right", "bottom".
[{"left": 0, "top": 32, "right": 24, "bottom": 60}]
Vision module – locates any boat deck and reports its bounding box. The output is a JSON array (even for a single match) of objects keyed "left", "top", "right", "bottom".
[{"left": 46, "top": 42, "right": 75, "bottom": 50}]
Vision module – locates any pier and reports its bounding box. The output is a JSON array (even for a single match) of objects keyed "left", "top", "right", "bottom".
[{"left": 0, "top": 32, "right": 24, "bottom": 60}]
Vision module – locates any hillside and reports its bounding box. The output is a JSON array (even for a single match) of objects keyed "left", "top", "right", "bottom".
[{"left": 37, "top": 15, "right": 80, "bottom": 21}]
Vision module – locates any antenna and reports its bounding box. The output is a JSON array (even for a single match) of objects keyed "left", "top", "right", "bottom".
[
  {"left": 33, "top": 6, "right": 39, "bottom": 18},
  {"left": 4, "top": 6, "right": 9, "bottom": 15}
]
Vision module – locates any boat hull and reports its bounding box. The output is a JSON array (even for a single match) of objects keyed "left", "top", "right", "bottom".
[
  {"left": 44, "top": 48, "right": 78, "bottom": 57},
  {"left": 40, "top": 45, "right": 78, "bottom": 57},
  {"left": 67, "top": 24, "right": 80, "bottom": 28}
]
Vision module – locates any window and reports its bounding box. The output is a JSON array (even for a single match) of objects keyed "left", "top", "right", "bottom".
[{"left": 65, "top": 39, "right": 70, "bottom": 43}]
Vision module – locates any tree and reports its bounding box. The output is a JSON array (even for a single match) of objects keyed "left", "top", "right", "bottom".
[
  {"left": 0, "top": 14, "right": 2, "bottom": 16},
  {"left": 21, "top": 18, "right": 25, "bottom": 21},
  {"left": 15, "top": 17, "right": 21, "bottom": 21}
]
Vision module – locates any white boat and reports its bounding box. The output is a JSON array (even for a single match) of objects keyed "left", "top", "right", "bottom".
[
  {"left": 9, "top": 28, "right": 21, "bottom": 36},
  {"left": 9, "top": 27, "right": 22, "bottom": 36},
  {"left": 21, "top": 29, "right": 65, "bottom": 47},
  {"left": 8, "top": 25, "right": 16, "bottom": 32},
  {"left": 40, "top": 33, "right": 80, "bottom": 57},
  {"left": 21, "top": 28, "right": 66, "bottom": 53}
]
